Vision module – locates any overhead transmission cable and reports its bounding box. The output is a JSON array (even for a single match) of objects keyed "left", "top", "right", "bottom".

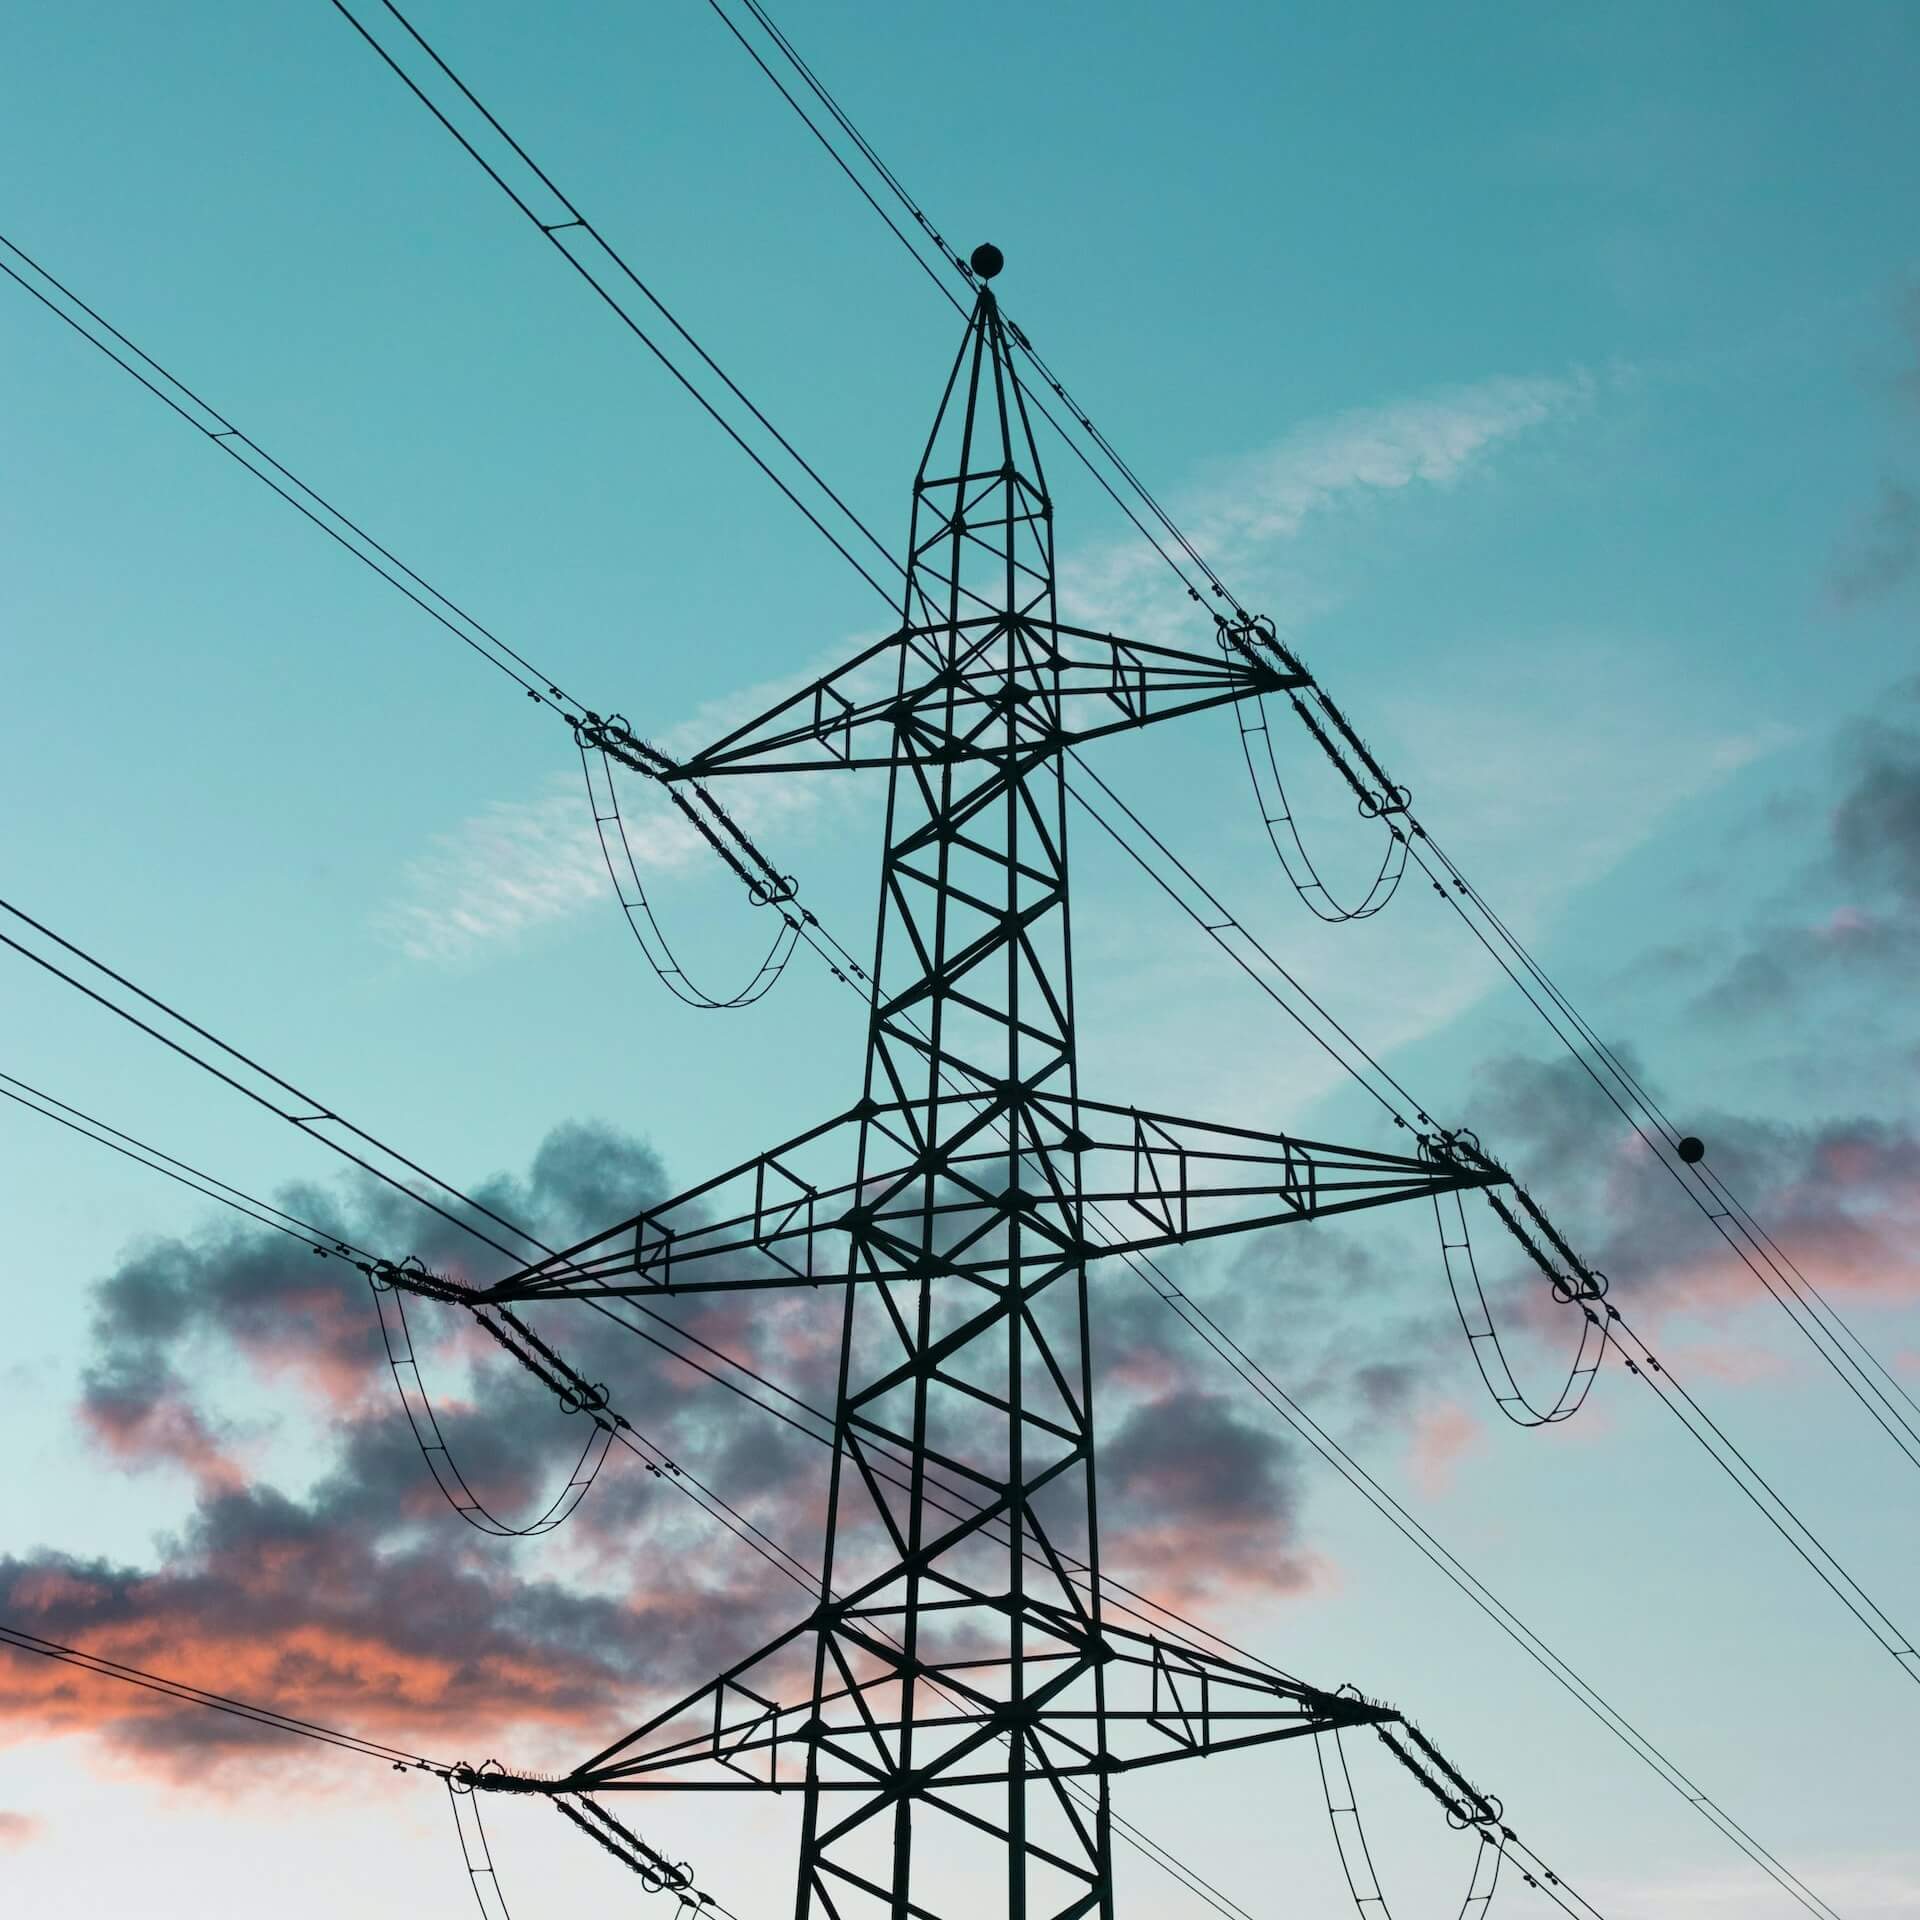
[
  {"left": 694, "top": 0, "right": 1920, "bottom": 1484},
  {"left": 0, "top": 1628, "right": 736, "bottom": 1918},
  {"left": 9, "top": 8, "right": 1893, "bottom": 1503},
  {"left": 331, "top": 0, "right": 1920, "bottom": 1511},
  {"left": 0, "top": 37, "right": 1869, "bottom": 1906},
  {"left": 6, "top": 1073, "right": 1565, "bottom": 1920},
  {"left": 0, "top": 936, "right": 1835, "bottom": 1919},
  {"left": 0, "top": 1056, "right": 1415, "bottom": 1695},
  {"left": 0, "top": 991, "right": 1278, "bottom": 1920},
  {"left": 0, "top": 184, "right": 1874, "bottom": 1911},
  {"left": 0, "top": 1621, "right": 449, "bottom": 1771},
  {"left": 327, "top": 0, "right": 899, "bottom": 604},
  {"left": 305, "top": 0, "right": 1920, "bottom": 1679},
  {"left": 1, "top": 220, "right": 1592, "bottom": 1471},
  {"left": 19, "top": 793, "right": 1912, "bottom": 1690},
  {"left": 0, "top": 230, "right": 826, "bottom": 1015},
  {"left": 0, "top": 121, "right": 1865, "bottom": 1920}
]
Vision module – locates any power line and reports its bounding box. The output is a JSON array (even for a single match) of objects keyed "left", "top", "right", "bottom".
[
  {"left": 3, "top": 187, "right": 1849, "bottom": 1920},
  {"left": 699, "top": 0, "right": 1920, "bottom": 1513},
  {"left": 3, "top": 45, "right": 1873, "bottom": 1904},
  {"left": 0, "top": 229, "right": 828, "bottom": 1015},
  {"left": 0, "top": 1002, "right": 1270, "bottom": 1917},
  {"left": 331, "top": 0, "right": 904, "bottom": 607},
  {"left": 3, "top": 1045, "right": 1836, "bottom": 1916},
  {"left": 322, "top": 0, "right": 1919, "bottom": 1541},
  {"left": 0, "top": 1622, "right": 449, "bottom": 1772},
  {"left": 0, "top": 228, "right": 1843, "bottom": 1920},
  {"left": 696, "top": 0, "right": 1241, "bottom": 619}
]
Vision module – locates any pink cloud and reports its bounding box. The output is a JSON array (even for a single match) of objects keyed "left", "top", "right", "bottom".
[
  {"left": 1408, "top": 1403, "right": 1481, "bottom": 1500},
  {"left": 0, "top": 1811, "right": 42, "bottom": 1850},
  {"left": 80, "top": 1391, "right": 247, "bottom": 1495}
]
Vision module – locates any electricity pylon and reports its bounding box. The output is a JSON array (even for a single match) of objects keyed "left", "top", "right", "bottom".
[{"left": 424, "top": 252, "right": 1501, "bottom": 1918}]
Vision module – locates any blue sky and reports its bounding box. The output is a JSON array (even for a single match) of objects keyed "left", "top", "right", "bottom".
[{"left": 2, "top": 2, "right": 1918, "bottom": 1914}]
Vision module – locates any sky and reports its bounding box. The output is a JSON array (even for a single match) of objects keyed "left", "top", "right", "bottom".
[{"left": 2, "top": 1, "right": 1918, "bottom": 1914}]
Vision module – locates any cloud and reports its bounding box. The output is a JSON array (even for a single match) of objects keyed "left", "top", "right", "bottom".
[
  {"left": 1407, "top": 1403, "right": 1482, "bottom": 1501},
  {"left": 1828, "top": 477, "right": 1920, "bottom": 607},
  {"left": 372, "top": 779, "right": 609, "bottom": 964},
  {"left": 1099, "top": 1385, "right": 1317, "bottom": 1607},
  {"left": 13, "top": 1103, "right": 1451, "bottom": 1788},
  {"left": 0, "top": 1490, "right": 681, "bottom": 1779},
  {"left": 372, "top": 776, "right": 647, "bottom": 965},
  {"left": 1424, "top": 676, "right": 1920, "bottom": 1352},
  {"left": 1464, "top": 1050, "right": 1920, "bottom": 1326},
  {"left": 0, "top": 1122, "right": 832, "bottom": 1783},
  {"left": 1206, "top": 376, "right": 1593, "bottom": 546},
  {"left": 1832, "top": 692, "right": 1920, "bottom": 902},
  {"left": 379, "top": 368, "right": 1593, "bottom": 967},
  {"left": 1059, "top": 372, "right": 1593, "bottom": 631},
  {"left": 1692, "top": 677, "right": 1920, "bottom": 1020},
  {"left": 0, "top": 1812, "right": 41, "bottom": 1850},
  {"left": 375, "top": 752, "right": 848, "bottom": 969},
  {"left": 1827, "top": 284, "right": 1920, "bottom": 608}
]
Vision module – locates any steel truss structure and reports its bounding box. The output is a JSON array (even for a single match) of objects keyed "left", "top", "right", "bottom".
[{"left": 410, "top": 263, "right": 1502, "bottom": 1918}]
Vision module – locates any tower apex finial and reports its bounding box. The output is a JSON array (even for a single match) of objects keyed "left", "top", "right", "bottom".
[{"left": 969, "top": 242, "right": 1004, "bottom": 281}]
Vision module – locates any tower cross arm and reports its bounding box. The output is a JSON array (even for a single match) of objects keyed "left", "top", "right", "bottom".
[
  {"left": 1056, "top": 1096, "right": 1508, "bottom": 1264},
  {"left": 660, "top": 618, "right": 1306, "bottom": 781},
  {"left": 419, "top": 1095, "right": 1506, "bottom": 1307},
  {"left": 486, "top": 1611, "right": 1399, "bottom": 1800}
]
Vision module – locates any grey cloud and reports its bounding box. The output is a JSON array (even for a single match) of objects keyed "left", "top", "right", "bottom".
[
  {"left": 1690, "top": 679, "right": 1920, "bottom": 1021},
  {"left": 3, "top": 1121, "right": 823, "bottom": 1771},
  {"left": 1828, "top": 477, "right": 1920, "bottom": 607},
  {"left": 1828, "top": 284, "right": 1920, "bottom": 606}
]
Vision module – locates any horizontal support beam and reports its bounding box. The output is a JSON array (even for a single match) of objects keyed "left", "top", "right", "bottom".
[
  {"left": 441, "top": 1100, "right": 1503, "bottom": 1305},
  {"left": 659, "top": 618, "right": 1305, "bottom": 782}
]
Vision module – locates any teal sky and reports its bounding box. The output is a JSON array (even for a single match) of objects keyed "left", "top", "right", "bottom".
[{"left": 3, "top": 2, "right": 1918, "bottom": 1914}]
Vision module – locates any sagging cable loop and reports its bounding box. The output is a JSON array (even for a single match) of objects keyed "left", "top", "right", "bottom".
[
  {"left": 574, "top": 721, "right": 802, "bottom": 1008},
  {"left": 575, "top": 711, "right": 796, "bottom": 905},
  {"left": 1219, "top": 617, "right": 1411, "bottom": 922},
  {"left": 1315, "top": 1715, "right": 1506, "bottom": 1920},
  {"left": 1415, "top": 1136, "right": 1610, "bottom": 1427},
  {"left": 362, "top": 1258, "right": 618, "bottom": 1535},
  {"left": 1320, "top": 1684, "right": 1602, "bottom": 1915}
]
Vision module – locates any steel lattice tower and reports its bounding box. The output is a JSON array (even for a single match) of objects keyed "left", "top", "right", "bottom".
[{"left": 447, "top": 259, "right": 1499, "bottom": 1918}]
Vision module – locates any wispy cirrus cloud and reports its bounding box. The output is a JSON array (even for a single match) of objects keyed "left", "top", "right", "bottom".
[
  {"left": 374, "top": 745, "right": 846, "bottom": 968},
  {"left": 371, "top": 769, "right": 741, "bottom": 966},
  {"left": 372, "top": 778, "right": 615, "bottom": 966},
  {"left": 1203, "top": 372, "right": 1594, "bottom": 544},
  {"left": 1060, "top": 370, "right": 1595, "bottom": 629}
]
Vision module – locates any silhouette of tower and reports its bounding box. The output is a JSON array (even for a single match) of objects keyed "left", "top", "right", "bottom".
[{"left": 447, "top": 257, "right": 1498, "bottom": 1918}]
